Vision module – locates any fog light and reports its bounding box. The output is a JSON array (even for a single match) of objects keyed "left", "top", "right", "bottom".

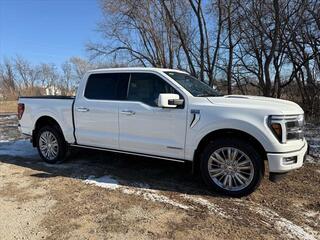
[{"left": 283, "top": 156, "right": 297, "bottom": 165}]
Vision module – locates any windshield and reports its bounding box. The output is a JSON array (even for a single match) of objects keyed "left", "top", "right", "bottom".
[{"left": 164, "top": 71, "right": 221, "bottom": 97}]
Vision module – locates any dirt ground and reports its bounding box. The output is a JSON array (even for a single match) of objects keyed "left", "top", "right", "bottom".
[
  {"left": 0, "top": 101, "right": 17, "bottom": 114},
  {"left": 0, "top": 114, "right": 319, "bottom": 240}
]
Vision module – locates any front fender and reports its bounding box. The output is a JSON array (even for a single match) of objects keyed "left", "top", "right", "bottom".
[{"left": 185, "top": 116, "right": 275, "bottom": 160}]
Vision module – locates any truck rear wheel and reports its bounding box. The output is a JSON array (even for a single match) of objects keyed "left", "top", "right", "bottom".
[
  {"left": 36, "top": 126, "right": 68, "bottom": 164},
  {"left": 200, "top": 138, "right": 264, "bottom": 197}
]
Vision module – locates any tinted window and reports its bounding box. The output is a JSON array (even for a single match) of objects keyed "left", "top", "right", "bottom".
[
  {"left": 84, "top": 73, "right": 129, "bottom": 100},
  {"left": 128, "top": 73, "right": 178, "bottom": 106}
]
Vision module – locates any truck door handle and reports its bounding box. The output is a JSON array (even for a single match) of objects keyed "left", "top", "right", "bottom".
[
  {"left": 120, "top": 110, "right": 135, "bottom": 115},
  {"left": 76, "top": 107, "right": 90, "bottom": 112}
]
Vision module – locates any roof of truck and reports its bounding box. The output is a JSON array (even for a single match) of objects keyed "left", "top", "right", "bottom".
[{"left": 87, "top": 67, "right": 188, "bottom": 74}]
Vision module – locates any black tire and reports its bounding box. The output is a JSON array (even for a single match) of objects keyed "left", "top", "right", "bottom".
[
  {"left": 36, "top": 125, "right": 68, "bottom": 164},
  {"left": 200, "top": 138, "right": 264, "bottom": 197}
]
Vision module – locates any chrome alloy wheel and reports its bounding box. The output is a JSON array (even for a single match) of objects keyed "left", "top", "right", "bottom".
[
  {"left": 208, "top": 147, "right": 254, "bottom": 191},
  {"left": 39, "top": 131, "right": 59, "bottom": 160}
]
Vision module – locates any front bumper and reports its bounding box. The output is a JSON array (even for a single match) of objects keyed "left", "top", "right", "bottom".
[{"left": 267, "top": 140, "right": 308, "bottom": 173}]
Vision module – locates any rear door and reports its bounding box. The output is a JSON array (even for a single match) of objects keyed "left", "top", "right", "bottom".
[
  {"left": 119, "top": 72, "right": 188, "bottom": 159},
  {"left": 74, "top": 72, "right": 129, "bottom": 149}
]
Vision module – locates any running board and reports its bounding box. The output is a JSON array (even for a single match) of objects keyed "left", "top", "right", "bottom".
[{"left": 70, "top": 144, "right": 186, "bottom": 163}]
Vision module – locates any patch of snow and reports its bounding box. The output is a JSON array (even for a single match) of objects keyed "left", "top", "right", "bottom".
[
  {"left": 138, "top": 190, "right": 191, "bottom": 210},
  {"left": 0, "top": 115, "right": 17, "bottom": 120},
  {"left": 181, "top": 194, "right": 230, "bottom": 219},
  {"left": 84, "top": 175, "right": 120, "bottom": 190},
  {"left": 305, "top": 124, "right": 320, "bottom": 162},
  {"left": 0, "top": 140, "right": 38, "bottom": 158},
  {"left": 304, "top": 210, "right": 319, "bottom": 218},
  {"left": 250, "top": 205, "right": 319, "bottom": 240},
  {"left": 2, "top": 124, "right": 18, "bottom": 127},
  {"left": 310, "top": 144, "right": 320, "bottom": 147},
  {"left": 307, "top": 155, "right": 319, "bottom": 164},
  {"left": 83, "top": 175, "right": 191, "bottom": 210},
  {"left": 0, "top": 138, "right": 20, "bottom": 143}
]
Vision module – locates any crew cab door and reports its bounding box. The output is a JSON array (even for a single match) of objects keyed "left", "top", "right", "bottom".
[
  {"left": 119, "top": 73, "right": 188, "bottom": 159},
  {"left": 74, "top": 73, "right": 129, "bottom": 149}
]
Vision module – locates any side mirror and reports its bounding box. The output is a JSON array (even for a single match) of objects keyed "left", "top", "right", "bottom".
[{"left": 158, "top": 93, "right": 184, "bottom": 108}]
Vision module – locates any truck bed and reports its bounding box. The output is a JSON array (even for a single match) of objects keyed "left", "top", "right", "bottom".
[{"left": 18, "top": 96, "right": 75, "bottom": 143}]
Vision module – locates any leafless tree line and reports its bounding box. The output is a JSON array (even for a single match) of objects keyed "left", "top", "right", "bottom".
[
  {"left": 88, "top": 0, "right": 320, "bottom": 120},
  {"left": 1, "top": 0, "right": 319, "bottom": 120},
  {"left": 0, "top": 56, "right": 93, "bottom": 99}
]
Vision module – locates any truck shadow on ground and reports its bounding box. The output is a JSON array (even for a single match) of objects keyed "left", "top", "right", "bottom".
[{"left": 0, "top": 147, "right": 221, "bottom": 197}]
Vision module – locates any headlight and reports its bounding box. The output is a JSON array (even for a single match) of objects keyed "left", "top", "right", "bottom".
[{"left": 268, "top": 115, "right": 304, "bottom": 143}]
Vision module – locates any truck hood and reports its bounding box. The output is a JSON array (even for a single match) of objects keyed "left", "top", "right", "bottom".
[{"left": 207, "top": 95, "right": 304, "bottom": 115}]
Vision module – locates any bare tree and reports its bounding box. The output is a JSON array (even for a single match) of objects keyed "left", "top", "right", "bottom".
[
  {"left": 88, "top": 0, "right": 226, "bottom": 85},
  {"left": 282, "top": 0, "right": 320, "bottom": 117},
  {"left": 14, "top": 56, "right": 40, "bottom": 89},
  {"left": 87, "top": 0, "right": 182, "bottom": 68},
  {"left": 69, "top": 57, "right": 93, "bottom": 85},
  {"left": 0, "top": 59, "right": 17, "bottom": 99},
  {"left": 61, "top": 61, "right": 73, "bottom": 95},
  {"left": 38, "top": 63, "right": 60, "bottom": 95},
  {"left": 233, "top": 0, "right": 283, "bottom": 96},
  {"left": 0, "top": 0, "right": 319, "bottom": 120}
]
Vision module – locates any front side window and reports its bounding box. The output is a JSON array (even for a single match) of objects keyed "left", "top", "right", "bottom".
[
  {"left": 128, "top": 73, "right": 178, "bottom": 107},
  {"left": 164, "top": 71, "right": 221, "bottom": 97},
  {"left": 84, "top": 73, "right": 129, "bottom": 100}
]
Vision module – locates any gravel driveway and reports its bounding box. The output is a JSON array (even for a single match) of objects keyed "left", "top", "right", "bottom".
[{"left": 0, "top": 114, "right": 319, "bottom": 240}]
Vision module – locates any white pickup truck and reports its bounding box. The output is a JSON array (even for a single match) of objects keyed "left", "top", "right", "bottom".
[{"left": 18, "top": 68, "right": 308, "bottom": 196}]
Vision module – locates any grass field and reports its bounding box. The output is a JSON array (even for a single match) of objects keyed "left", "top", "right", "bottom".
[{"left": 0, "top": 101, "right": 17, "bottom": 113}]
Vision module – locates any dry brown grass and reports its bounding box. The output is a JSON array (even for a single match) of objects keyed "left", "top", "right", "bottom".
[{"left": 0, "top": 101, "right": 17, "bottom": 114}]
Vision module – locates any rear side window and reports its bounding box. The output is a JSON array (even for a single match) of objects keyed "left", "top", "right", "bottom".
[
  {"left": 128, "top": 73, "right": 178, "bottom": 106},
  {"left": 84, "top": 73, "right": 129, "bottom": 100}
]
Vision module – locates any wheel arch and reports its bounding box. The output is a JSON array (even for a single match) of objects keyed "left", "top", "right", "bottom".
[
  {"left": 193, "top": 128, "right": 267, "bottom": 174},
  {"left": 32, "top": 115, "right": 65, "bottom": 147}
]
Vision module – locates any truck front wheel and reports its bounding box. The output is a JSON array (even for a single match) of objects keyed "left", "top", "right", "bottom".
[
  {"left": 200, "top": 138, "right": 264, "bottom": 197},
  {"left": 36, "top": 126, "right": 68, "bottom": 164}
]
